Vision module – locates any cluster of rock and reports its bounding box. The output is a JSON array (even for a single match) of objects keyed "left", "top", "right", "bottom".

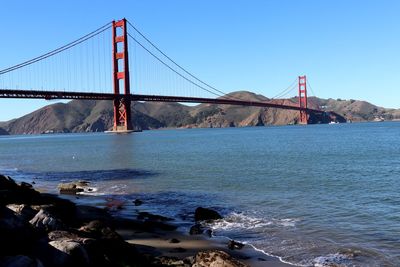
[
  {"left": 0, "top": 174, "right": 249, "bottom": 267},
  {"left": 0, "top": 174, "right": 158, "bottom": 267}
]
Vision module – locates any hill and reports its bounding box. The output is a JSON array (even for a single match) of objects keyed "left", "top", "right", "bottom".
[
  {"left": 0, "top": 127, "right": 9, "bottom": 135},
  {"left": 0, "top": 91, "right": 398, "bottom": 134}
]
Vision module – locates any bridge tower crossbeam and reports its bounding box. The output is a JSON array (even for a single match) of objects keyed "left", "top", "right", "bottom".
[{"left": 112, "top": 18, "right": 133, "bottom": 132}]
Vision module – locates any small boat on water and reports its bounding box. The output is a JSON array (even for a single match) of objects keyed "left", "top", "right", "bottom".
[{"left": 329, "top": 121, "right": 339, "bottom": 124}]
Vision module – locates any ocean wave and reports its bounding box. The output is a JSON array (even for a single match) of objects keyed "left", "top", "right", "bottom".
[
  {"left": 208, "top": 212, "right": 300, "bottom": 231},
  {"left": 312, "top": 253, "right": 353, "bottom": 267},
  {"left": 76, "top": 186, "right": 104, "bottom": 196}
]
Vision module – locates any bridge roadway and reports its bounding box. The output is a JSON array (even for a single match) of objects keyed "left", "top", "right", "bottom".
[{"left": 0, "top": 89, "right": 323, "bottom": 114}]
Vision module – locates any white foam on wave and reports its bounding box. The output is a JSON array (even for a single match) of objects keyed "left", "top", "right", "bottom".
[
  {"left": 0, "top": 166, "right": 19, "bottom": 172},
  {"left": 205, "top": 212, "right": 303, "bottom": 266},
  {"left": 206, "top": 223, "right": 302, "bottom": 266},
  {"left": 209, "top": 212, "right": 300, "bottom": 231},
  {"left": 77, "top": 183, "right": 128, "bottom": 196},
  {"left": 278, "top": 218, "right": 300, "bottom": 227},
  {"left": 209, "top": 212, "right": 272, "bottom": 230},
  {"left": 312, "top": 253, "right": 352, "bottom": 267},
  {"left": 248, "top": 243, "right": 307, "bottom": 266},
  {"left": 76, "top": 187, "right": 105, "bottom": 196}
]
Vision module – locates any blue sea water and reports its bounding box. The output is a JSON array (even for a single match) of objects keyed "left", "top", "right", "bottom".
[{"left": 1, "top": 122, "right": 399, "bottom": 266}]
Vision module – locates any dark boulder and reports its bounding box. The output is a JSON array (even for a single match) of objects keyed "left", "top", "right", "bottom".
[
  {"left": 33, "top": 238, "right": 90, "bottom": 267},
  {"left": 137, "top": 211, "right": 173, "bottom": 222},
  {"left": 189, "top": 224, "right": 203, "bottom": 235},
  {"left": 30, "top": 196, "right": 76, "bottom": 226},
  {"left": 169, "top": 238, "right": 180, "bottom": 243},
  {"left": 194, "top": 207, "right": 222, "bottom": 222},
  {"left": 0, "top": 255, "right": 44, "bottom": 267},
  {"left": 78, "top": 220, "right": 122, "bottom": 241},
  {"left": 228, "top": 240, "right": 245, "bottom": 250},
  {"left": 133, "top": 199, "right": 143, "bottom": 206},
  {"left": 0, "top": 206, "right": 37, "bottom": 255},
  {"left": 6, "top": 204, "right": 37, "bottom": 221},
  {"left": 20, "top": 182, "right": 33, "bottom": 189},
  {"left": 0, "top": 174, "right": 18, "bottom": 190},
  {"left": 74, "top": 205, "right": 113, "bottom": 225},
  {"left": 0, "top": 175, "right": 41, "bottom": 205}
]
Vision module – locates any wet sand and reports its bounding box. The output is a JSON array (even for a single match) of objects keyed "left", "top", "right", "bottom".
[{"left": 118, "top": 225, "right": 294, "bottom": 267}]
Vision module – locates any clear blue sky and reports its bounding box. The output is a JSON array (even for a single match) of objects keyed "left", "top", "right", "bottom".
[{"left": 1, "top": 0, "right": 399, "bottom": 121}]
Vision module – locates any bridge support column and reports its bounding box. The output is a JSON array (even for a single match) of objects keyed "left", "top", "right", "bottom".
[
  {"left": 298, "top": 75, "right": 308, "bottom": 124},
  {"left": 112, "top": 18, "right": 133, "bottom": 133}
]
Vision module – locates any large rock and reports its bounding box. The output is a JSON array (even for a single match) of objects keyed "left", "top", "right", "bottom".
[
  {"left": 0, "top": 206, "right": 36, "bottom": 255},
  {"left": 193, "top": 250, "right": 249, "bottom": 267},
  {"left": 228, "top": 240, "right": 245, "bottom": 250},
  {"left": 57, "top": 182, "right": 86, "bottom": 195},
  {"left": 75, "top": 205, "right": 113, "bottom": 224},
  {"left": 6, "top": 204, "right": 37, "bottom": 221},
  {"left": 47, "top": 231, "right": 94, "bottom": 245},
  {"left": 29, "top": 197, "right": 76, "bottom": 227},
  {"left": 135, "top": 211, "right": 177, "bottom": 231},
  {"left": 0, "top": 255, "right": 43, "bottom": 267},
  {"left": 0, "top": 175, "right": 18, "bottom": 190},
  {"left": 195, "top": 207, "right": 222, "bottom": 222},
  {"left": 189, "top": 224, "right": 204, "bottom": 235},
  {"left": 29, "top": 209, "right": 65, "bottom": 231},
  {"left": 78, "top": 220, "right": 122, "bottom": 241},
  {"left": 48, "top": 240, "right": 90, "bottom": 266},
  {"left": 0, "top": 175, "right": 41, "bottom": 205}
]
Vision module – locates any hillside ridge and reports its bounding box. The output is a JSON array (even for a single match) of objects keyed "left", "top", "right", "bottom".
[{"left": 0, "top": 91, "right": 398, "bottom": 135}]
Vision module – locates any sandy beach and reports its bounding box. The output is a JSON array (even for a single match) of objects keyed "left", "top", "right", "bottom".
[{"left": 118, "top": 221, "right": 293, "bottom": 267}]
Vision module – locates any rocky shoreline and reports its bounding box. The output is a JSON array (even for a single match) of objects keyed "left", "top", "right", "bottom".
[{"left": 0, "top": 174, "right": 294, "bottom": 267}]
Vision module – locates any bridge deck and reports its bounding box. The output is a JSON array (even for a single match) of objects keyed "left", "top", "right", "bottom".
[{"left": 0, "top": 89, "right": 323, "bottom": 113}]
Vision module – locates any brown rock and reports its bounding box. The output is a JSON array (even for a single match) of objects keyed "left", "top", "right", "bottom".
[
  {"left": 193, "top": 250, "right": 249, "bottom": 267},
  {"left": 57, "top": 182, "right": 84, "bottom": 195},
  {"left": 6, "top": 204, "right": 36, "bottom": 221},
  {"left": 29, "top": 209, "right": 65, "bottom": 231},
  {"left": 78, "top": 220, "right": 122, "bottom": 241},
  {"left": 48, "top": 240, "right": 90, "bottom": 266}
]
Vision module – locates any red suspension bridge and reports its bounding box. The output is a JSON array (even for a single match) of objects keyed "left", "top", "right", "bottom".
[{"left": 0, "top": 18, "right": 339, "bottom": 132}]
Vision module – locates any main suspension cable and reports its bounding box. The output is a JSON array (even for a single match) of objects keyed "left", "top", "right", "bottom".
[
  {"left": 127, "top": 20, "right": 242, "bottom": 100},
  {"left": 0, "top": 22, "right": 112, "bottom": 75},
  {"left": 270, "top": 78, "right": 298, "bottom": 99},
  {"left": 127, "top": 33, "right": 225, "bottom": 98}
]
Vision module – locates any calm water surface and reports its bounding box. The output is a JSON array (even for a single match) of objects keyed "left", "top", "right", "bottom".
[{"left": 1, "top": 122, "right": 399, "bottom": 266}]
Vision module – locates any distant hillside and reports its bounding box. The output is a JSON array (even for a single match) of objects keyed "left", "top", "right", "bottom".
[
  {"left": 0, "top": 127, "right": 9, "bottom": 135},
  {"left": 310, "top": 98, "right": 400, "bottom": 122},
  {"left": 0, "top": 91, "right": 398, "bottom": 135}
]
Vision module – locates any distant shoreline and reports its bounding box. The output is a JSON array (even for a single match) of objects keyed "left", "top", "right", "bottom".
[{"left": 1, "top": 119, "right": 399, "bottom": 137}]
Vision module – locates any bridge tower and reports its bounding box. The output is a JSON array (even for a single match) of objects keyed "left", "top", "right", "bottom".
[
  {"left": 112, "top": 18, "right": 133, "bottom": 132},
  {"left": 298, "top": 75, "right": 308, "bottom": 124}
]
